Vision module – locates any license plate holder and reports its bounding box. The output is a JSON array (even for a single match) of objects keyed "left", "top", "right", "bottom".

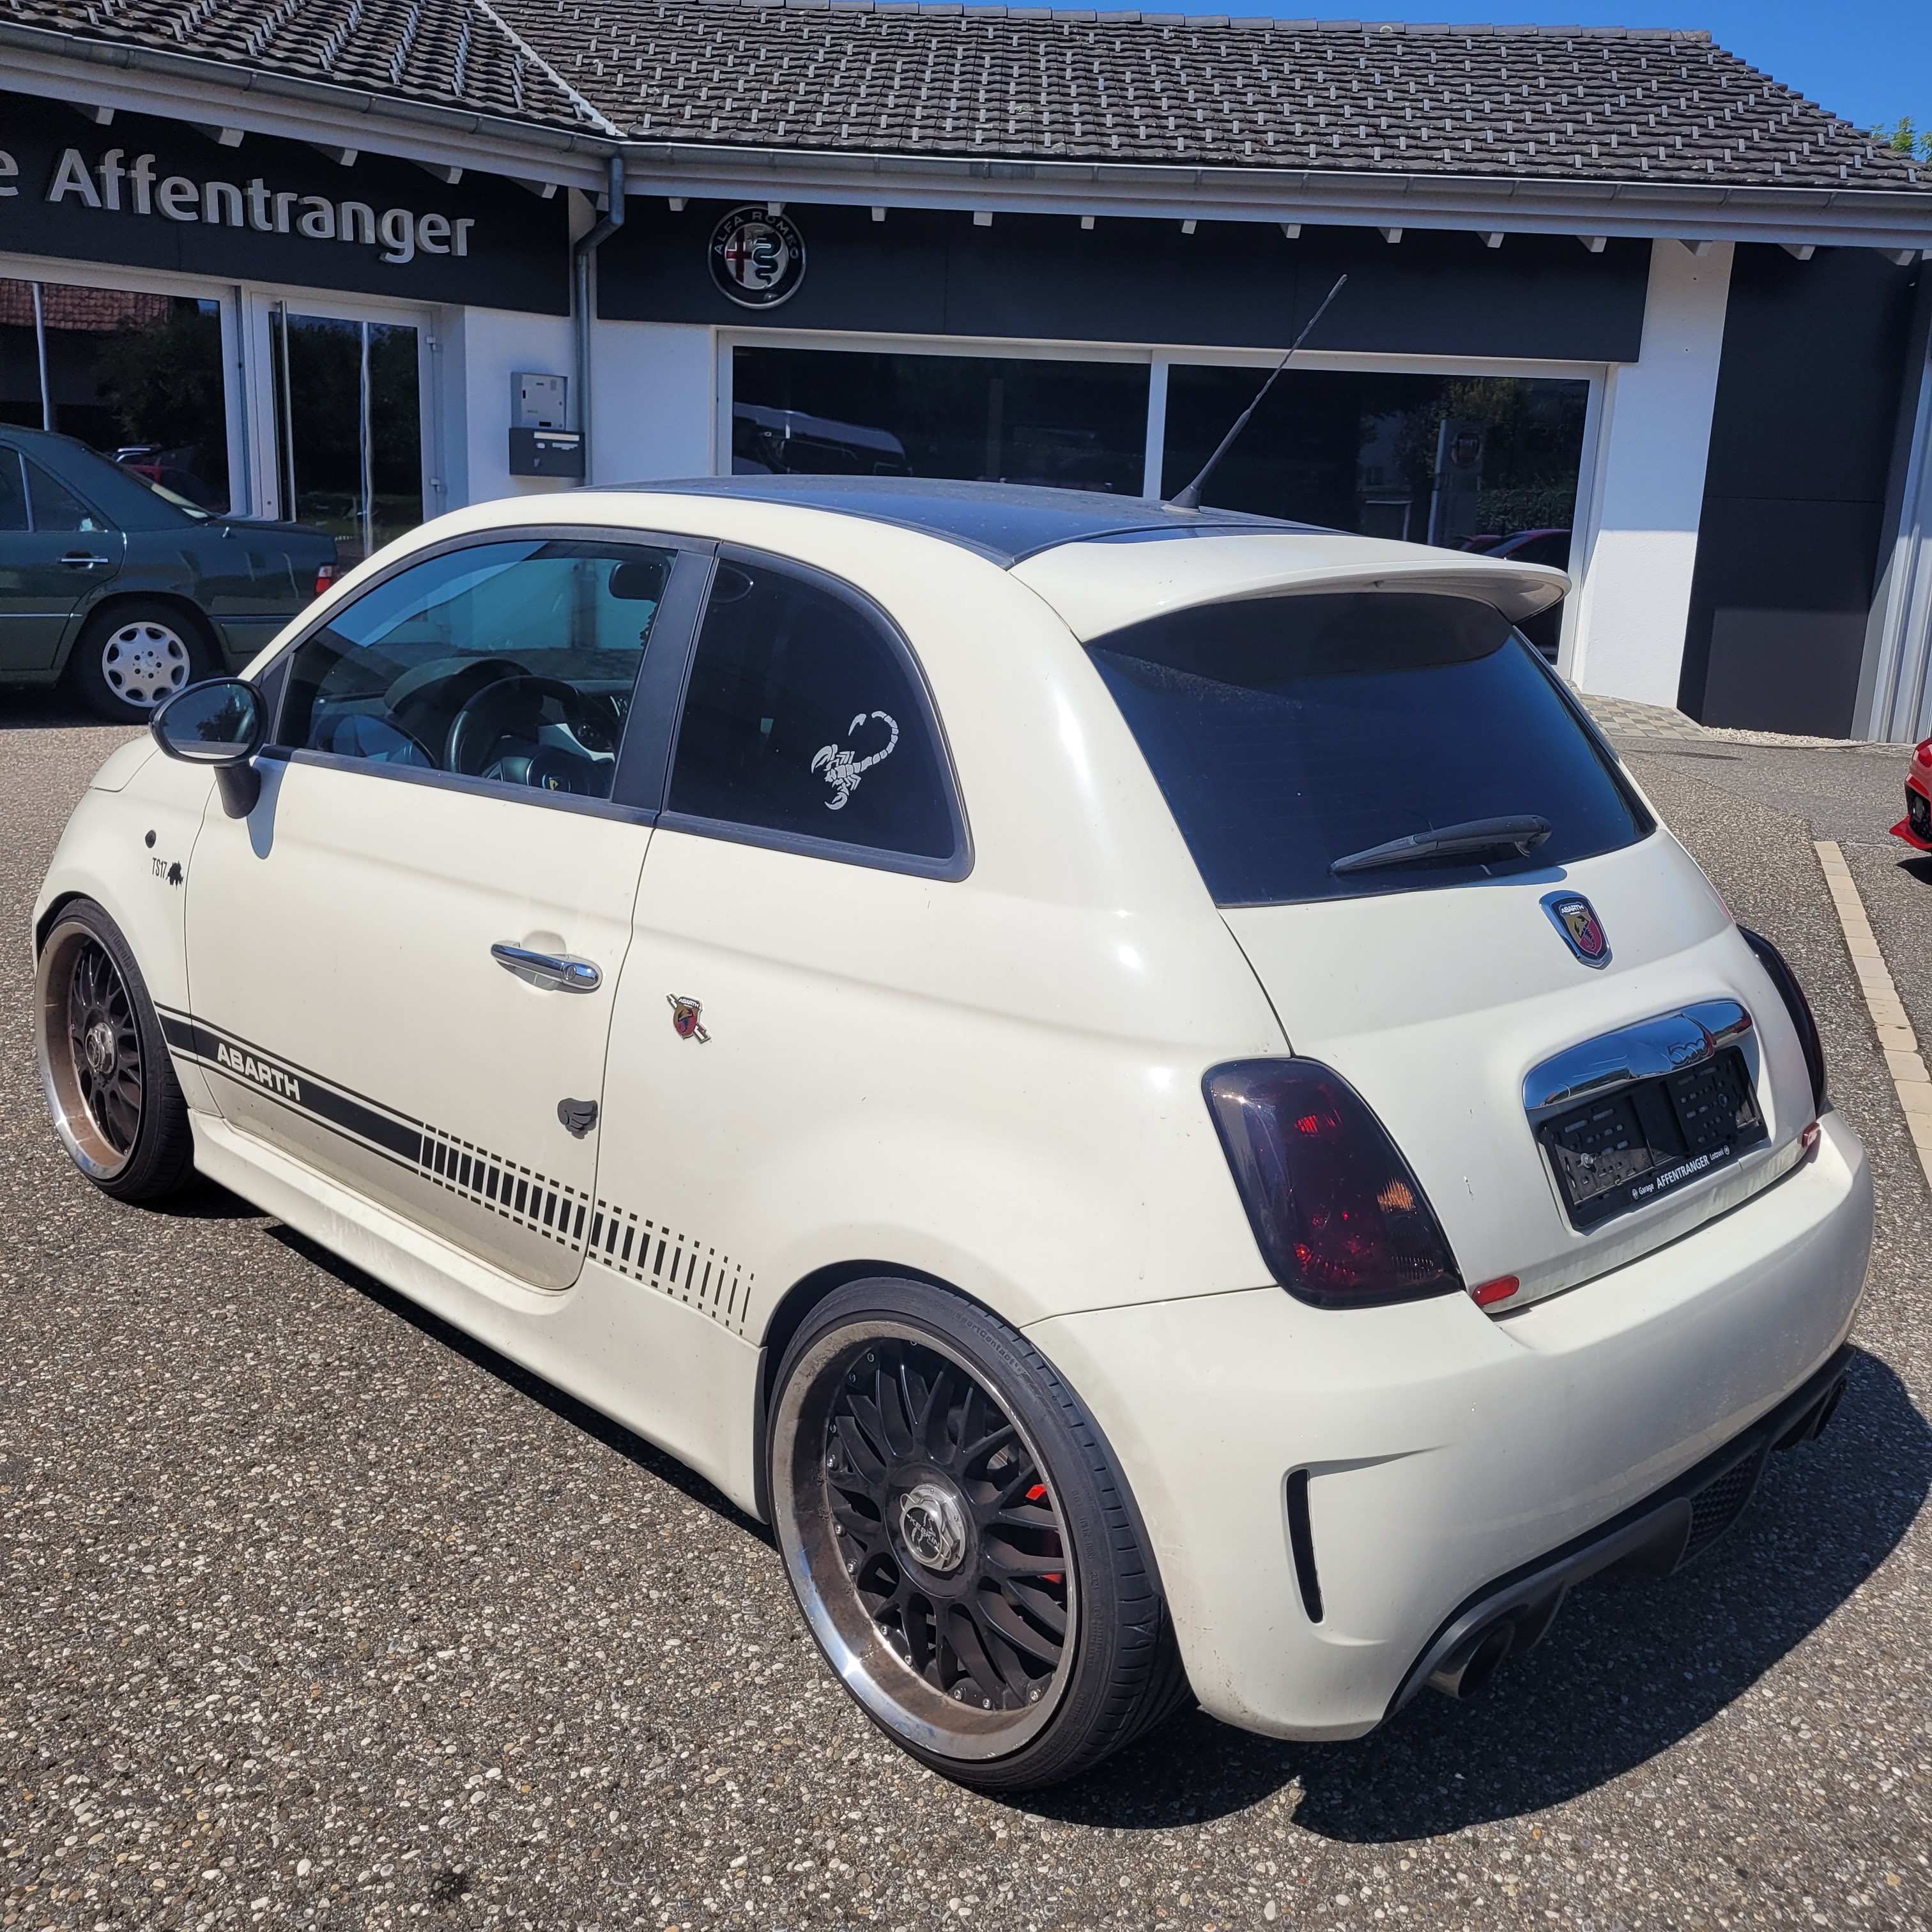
[{"left": 1538, "top": 1045, "right": 1768, "bottom": 1230}]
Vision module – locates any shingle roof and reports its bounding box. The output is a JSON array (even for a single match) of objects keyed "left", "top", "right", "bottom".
[
  {"left": 2, "top": 0, "right": 614, "bottom": 132},
  {"left": 8, "top": 0, "right": 1932, "bottom": 197}
]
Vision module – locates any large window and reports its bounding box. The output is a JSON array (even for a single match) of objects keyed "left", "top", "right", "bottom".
[
  {"left": 1162, "top": 369, "right": 1588, "bottom": 658},
  {"left": 1087, "top": 591, "right": 1648, "bottom": 907},
  {"left": 0, "top": 279, "right": 230, "bottom": 510},
  {"left": 279, "top": 539, "right": 676, "bottom": 801},
  {"left": 1164, "top": 367, "right": 1586, "bottom": 547},
  {"left": 272, "top": 310, "right": 424, "bottom": 567},
  {"left": 732, "top": 346, "right": 1149, "bottom": 496}
]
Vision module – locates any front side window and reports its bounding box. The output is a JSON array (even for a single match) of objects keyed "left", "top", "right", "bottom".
[
  {"left": 277, "top": 539, "right": 677, "bottom": 801},
  {"left": 667, "top": 556, "right": 958, "bottom": 864},
  {"left": 1089, "top": 590, "right": 1650, "bottom": 906}
]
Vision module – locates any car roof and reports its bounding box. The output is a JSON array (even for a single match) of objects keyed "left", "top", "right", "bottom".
[{"left": 597, "top": 475, "right": 1321, "bottom": 567}]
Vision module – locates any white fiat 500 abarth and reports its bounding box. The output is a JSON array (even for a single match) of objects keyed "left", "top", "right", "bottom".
[{"left": 33, "top": 479, "right": 1872, "bottom": 1790}]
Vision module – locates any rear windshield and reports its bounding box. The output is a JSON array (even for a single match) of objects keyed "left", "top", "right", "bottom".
[{"left": 1087, "top": 591, "right": 1651, "bottom": 906}]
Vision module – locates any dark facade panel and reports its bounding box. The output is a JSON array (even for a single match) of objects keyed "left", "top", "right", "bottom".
[
  {"left": 1682, "top": 244, "right": 1919, "bottom": 731},
  {"left": 0, "top": 93, "right": 570, "bottom": 315},
  {"left": 600, "top": 202, "right": 1650, "bottom": 364}
]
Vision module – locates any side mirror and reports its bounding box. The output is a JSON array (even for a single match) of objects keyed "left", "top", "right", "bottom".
[{"left": 151, "top": 677, "right": 266, "bottom": 818}]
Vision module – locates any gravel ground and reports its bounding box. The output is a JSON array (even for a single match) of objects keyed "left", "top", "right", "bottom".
[{"left": 3, "top": 709, "right": 1929, "bottom": 1932}]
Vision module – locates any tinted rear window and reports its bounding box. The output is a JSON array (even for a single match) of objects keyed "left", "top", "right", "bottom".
[{"left": 1087, "top": 592, "right": 1650, "bottom": 906}]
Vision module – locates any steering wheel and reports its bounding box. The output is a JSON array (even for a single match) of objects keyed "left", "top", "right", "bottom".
[{"left": 444, "top": 676, "right": 615, "bottom": 785}]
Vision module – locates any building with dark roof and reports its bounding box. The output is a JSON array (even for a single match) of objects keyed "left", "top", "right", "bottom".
[{"left": 2, "top": 1, "right": 1929, "bottom": 735}]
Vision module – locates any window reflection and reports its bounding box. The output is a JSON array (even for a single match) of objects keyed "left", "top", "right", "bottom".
[
  {"left": 733, "top": 346, "right": 1149, "bottom": 496},
  {"left": 0, "top": 280, "right": 229, "bottom": 510},
  {"left": 1163, "top": 369, "right": 1588, "bottom": 658}
]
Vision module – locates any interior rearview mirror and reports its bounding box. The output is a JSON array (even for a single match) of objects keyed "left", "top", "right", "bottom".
[{"left": 150, "top": 678, "right": 266, "bottom": 818}]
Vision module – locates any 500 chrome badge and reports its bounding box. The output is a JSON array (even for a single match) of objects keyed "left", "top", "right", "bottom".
[{"left": 709, "top": 206, "right": 807, "bottom": 309}]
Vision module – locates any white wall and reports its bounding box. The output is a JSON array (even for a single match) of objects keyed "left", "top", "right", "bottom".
[
  {"left": 438, "top": 302, "right": 576, "bottom": 509},
  {"left": 587, "top": 319, "right": 715, "bottom": 486},
  {"left": 1569, "top": 241, "right": 1734, "bottom": 709}
]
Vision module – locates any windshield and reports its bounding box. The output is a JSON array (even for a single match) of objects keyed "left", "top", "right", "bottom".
[{"left": 1087, "top": 590, "right": 1650, "bottom": 906}]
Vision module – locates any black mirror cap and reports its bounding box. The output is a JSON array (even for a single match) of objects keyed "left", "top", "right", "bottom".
[
  {"left": 1739, "top": 926, "right": 1827, "bottom": 1116},
  {"left": 151, "top": 677, "right": 266, "bottom": 817}
]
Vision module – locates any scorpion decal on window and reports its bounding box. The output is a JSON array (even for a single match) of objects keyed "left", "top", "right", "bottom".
[{"left": 809, "top": 710, "right": 900, "bottom": 811}]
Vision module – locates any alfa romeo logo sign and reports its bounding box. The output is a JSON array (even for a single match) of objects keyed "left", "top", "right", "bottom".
[{"left": 709, "top": 206, "right": 806, "bottom": 309}]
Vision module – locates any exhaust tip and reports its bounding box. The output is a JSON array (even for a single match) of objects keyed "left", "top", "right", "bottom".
[{"left": 1428, "top": 1618, "right": 1515, "bottom": 1699}]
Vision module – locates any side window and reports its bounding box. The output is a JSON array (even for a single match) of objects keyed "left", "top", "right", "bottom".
[
  {"left": 26, "top": 460, "right": 109, "bottom": 534},
  {"left": 666, "top": 557, "right": 957, "bottom": 864},
  {"left": 276, "top": 538, "right": 677, "bottom": 801},
  {"left": 0, "top": 450, "right": 27, "bottom": 533}
]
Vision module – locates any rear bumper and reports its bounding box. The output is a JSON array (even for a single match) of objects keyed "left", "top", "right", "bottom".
[
  {"left": 1027, "top": 1108, "right": 1873, "bottom": 1740},
  {"left": 1392, "top": 1343, "right": 1848, "bottom": 1710}
]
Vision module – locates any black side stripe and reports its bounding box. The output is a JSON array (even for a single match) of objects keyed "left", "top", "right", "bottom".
[
  {"left": 162, "top": 1007, "right": 755, "bottom": 1334},
  {"left": 160, "top": 1011, "right": 424, "bottom": 1167}
]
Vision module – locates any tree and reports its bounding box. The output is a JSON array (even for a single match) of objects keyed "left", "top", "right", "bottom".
[{"left": 1876, "top": 116, "right": 1932, "bottom": 159}]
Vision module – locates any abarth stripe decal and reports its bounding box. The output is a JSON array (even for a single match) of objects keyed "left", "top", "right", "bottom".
[
  {"left": 158, "top": 1004, "right": 753, "bottom": 1336},
  {"left": 158, "top": 1009, "right": 425, "bottom": 1169}
]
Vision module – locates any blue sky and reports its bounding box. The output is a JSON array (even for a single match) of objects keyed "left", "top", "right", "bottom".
[{"left": 1082, "top": 3, "right": 1925, "bottom": 134}]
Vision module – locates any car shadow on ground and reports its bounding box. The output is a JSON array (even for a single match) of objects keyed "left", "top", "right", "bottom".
[
  {"left": 0, "top": 692, "right": 106, "bottom": 731},
  {"left": 245, "top": 1216, "right": 1926, "bottom": 1842}
]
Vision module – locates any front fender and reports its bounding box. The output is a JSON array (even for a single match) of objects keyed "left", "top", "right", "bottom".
[{"left": 34, "top": 754, "right": 218, "bottom": 1110}]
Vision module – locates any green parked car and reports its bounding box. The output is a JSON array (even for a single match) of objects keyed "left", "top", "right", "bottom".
[{"left": 0, "top": 425, "right": 338, "bottom": 723}]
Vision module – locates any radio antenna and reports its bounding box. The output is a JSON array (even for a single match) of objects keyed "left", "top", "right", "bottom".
[{"left": 1168, "top": 273, "right": 1349, "bottom": 511}]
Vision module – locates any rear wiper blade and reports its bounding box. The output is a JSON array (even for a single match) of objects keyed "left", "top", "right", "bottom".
[{"left": 1329, "top": 815, "right": 1553, "bottom": 876}]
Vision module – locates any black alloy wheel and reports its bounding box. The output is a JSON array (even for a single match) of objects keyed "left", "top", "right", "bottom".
[
  {"left": 37, "top": 900, "right": 196, "bottom": 1202},
  {"left": 770, "top": 1279, "right": 1190, "bottom": 1790},
  {"left": 829, "top": 1335, "right": 1073, "bottom": 1720}
]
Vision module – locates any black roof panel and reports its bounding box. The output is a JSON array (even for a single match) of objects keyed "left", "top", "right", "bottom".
[{"left": 601, "top": 475, "right": 1312, "bottom": 567}]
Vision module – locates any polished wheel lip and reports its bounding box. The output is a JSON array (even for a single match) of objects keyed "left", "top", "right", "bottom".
[
  {"left": 773, "top": 1317, "right": 1078, "bottom": 1763},
  {"left": 37, "top": 922, "right": 142, "bottom": 1181},
  {"left": 100, "top": 622, "right": 192, "bottom": 710}
]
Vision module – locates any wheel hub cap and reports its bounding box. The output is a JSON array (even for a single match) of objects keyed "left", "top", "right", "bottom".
[
  {"left": 898, "top": 1482, "right": 969, "bottom": 1574},
  {"left": 83, "top": 1018, "right": 116, "bottom": 1078}
]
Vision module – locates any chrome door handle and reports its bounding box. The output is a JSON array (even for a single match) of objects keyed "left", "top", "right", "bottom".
[
  {"left": 491, "top": 942, "right": 601, "bottom": 993},
  {"left": 60, "top": 552, "right": 110, "bottom": 568}
]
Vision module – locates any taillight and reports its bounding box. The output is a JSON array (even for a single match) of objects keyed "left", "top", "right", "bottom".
[
  {"left": 313, "top": 562, "right": 338, "bottom": 600},
  {"left": 1738, "top": 926, "right": 1827, "bottom": 1114},
  {"left": 1202, "top": 1059, "right": 1463, "bottom": 1308}
]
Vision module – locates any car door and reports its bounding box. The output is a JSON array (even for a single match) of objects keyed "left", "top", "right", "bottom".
[
  {"left": 591, "top": 549, "right": 969, "bottom": 1329},
  {"left": 0, "top": 445, "right": 124, "bottom": 672},
  {"left": 178, "top": 530, "right": 708, "bottom": 1290}
]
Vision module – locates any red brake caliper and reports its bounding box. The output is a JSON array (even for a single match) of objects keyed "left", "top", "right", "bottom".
[{"left": 1027, "top": 1483, "right": 1064, "bottom": 1584}]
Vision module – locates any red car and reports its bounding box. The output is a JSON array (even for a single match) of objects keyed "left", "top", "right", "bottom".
[{"left": 1896, "top": 737, "right": 1932, "bottom": 851}]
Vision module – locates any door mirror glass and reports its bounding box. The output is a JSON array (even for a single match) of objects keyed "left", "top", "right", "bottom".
[{"left": 151, "top": 678, "right": 264, "bottom": 765}]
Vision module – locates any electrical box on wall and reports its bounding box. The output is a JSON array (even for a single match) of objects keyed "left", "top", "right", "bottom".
[
  {"left": 514, "top": 372, "right": 567, "bottom": 429},
  {"left": 509, "top": 371, "right": 581, "bottom": 479}
]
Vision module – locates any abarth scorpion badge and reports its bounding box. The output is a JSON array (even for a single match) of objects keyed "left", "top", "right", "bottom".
[
  {"left": 1541, "top": 891, "right": 1611, "bottom": 969},
  {"left": 668, "top": 995, "right": 711, "bottom": 1043}
]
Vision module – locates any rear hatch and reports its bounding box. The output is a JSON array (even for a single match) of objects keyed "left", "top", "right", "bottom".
[{"left": 1018, "top": 538, "right": 1816, "bottom": 1309}]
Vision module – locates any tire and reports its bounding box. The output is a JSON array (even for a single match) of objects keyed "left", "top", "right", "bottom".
[
  {"left": 768, "top": 1277, "right": 1192, "bottom": 1790},
  {"left": 36, "top": 899, "right": 197, "bottom": 1203},
  {"left": 66, "top": 601, "right": 205, "bottom": 723}
]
